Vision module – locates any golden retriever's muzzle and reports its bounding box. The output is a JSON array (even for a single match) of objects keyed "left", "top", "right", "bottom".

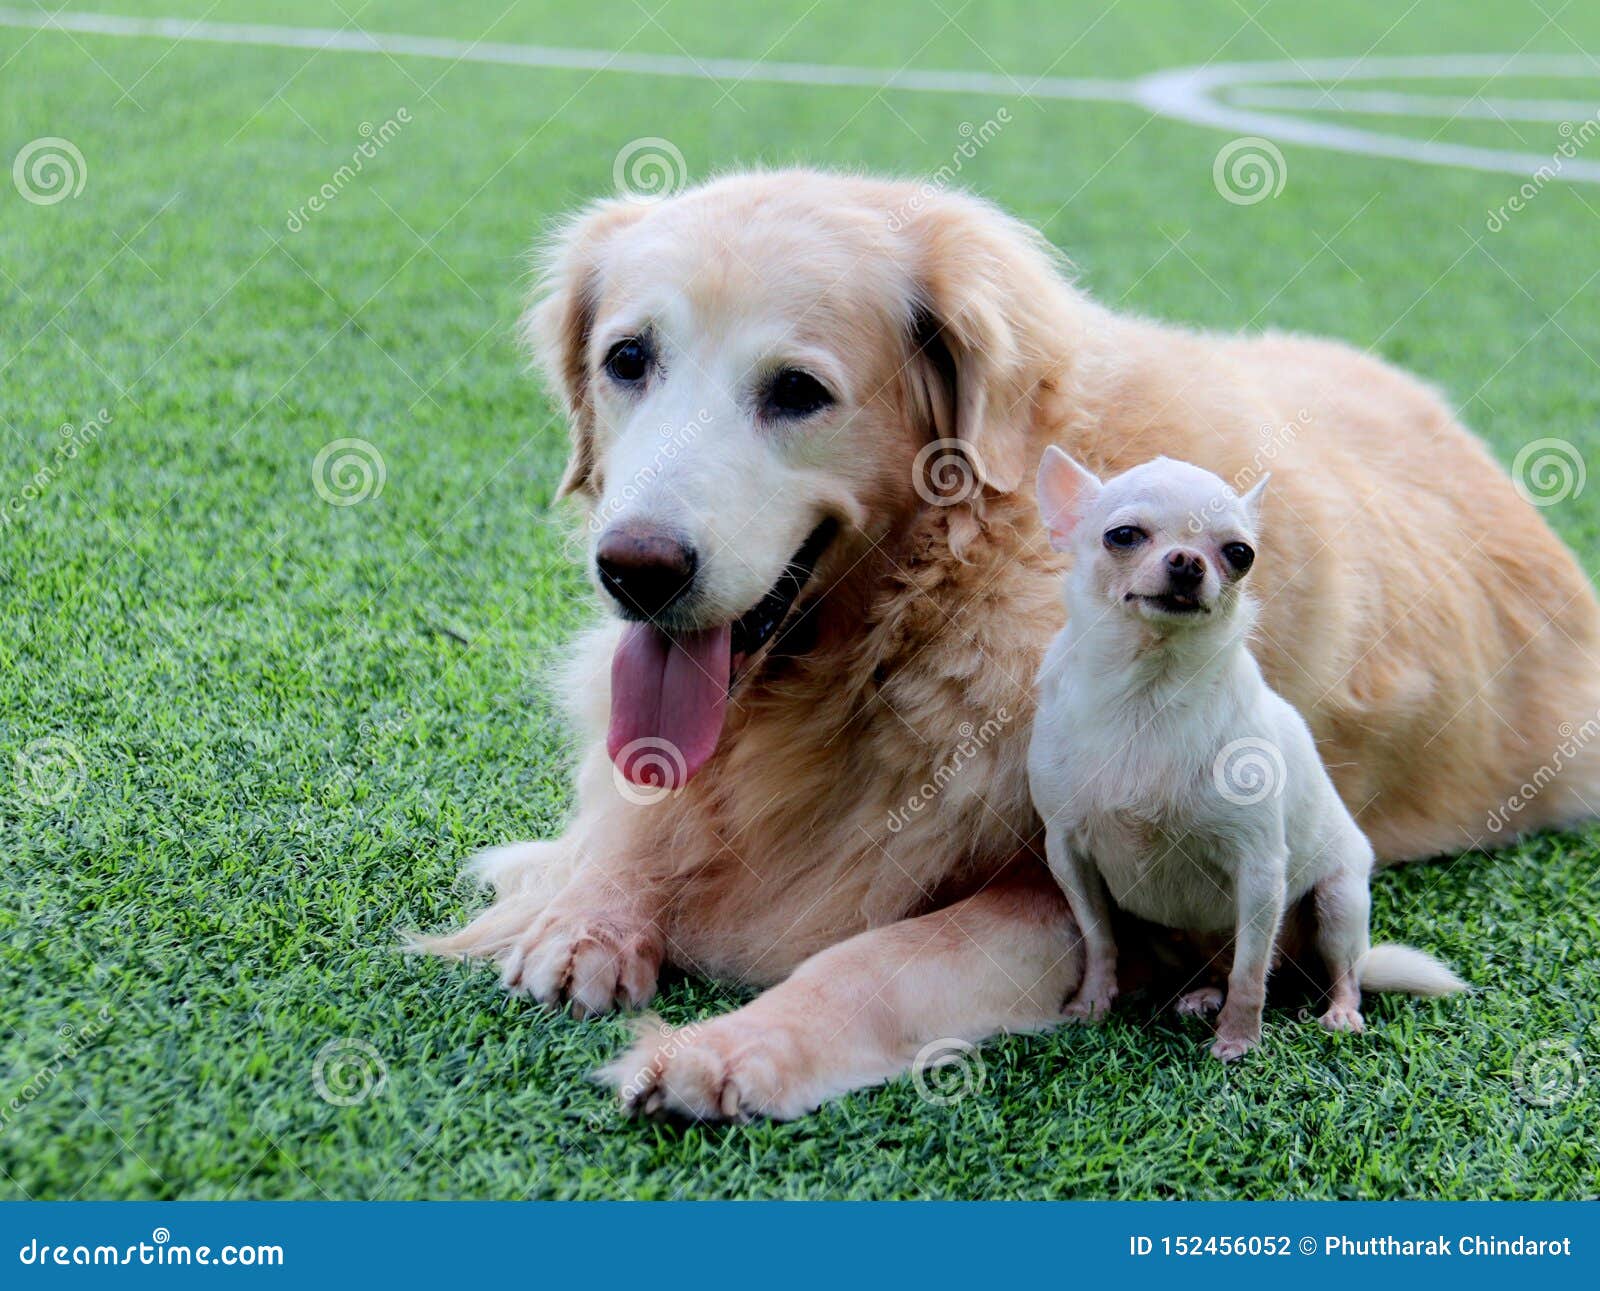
[{"left": 606, "top": 519, "right": 836, "bottom": 791}]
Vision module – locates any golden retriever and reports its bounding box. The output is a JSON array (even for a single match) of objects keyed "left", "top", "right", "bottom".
[{"left": 421, "top": 169, "right": 1600, "bottom": 1120}]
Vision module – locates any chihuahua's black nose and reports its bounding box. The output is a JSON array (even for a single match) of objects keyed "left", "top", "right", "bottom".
[
  {"left": 596, "top": 524, "right": 698, "bottom": 620},
  {"left": 1165, "top": 549, "right": 1206, "bottom": 590}
]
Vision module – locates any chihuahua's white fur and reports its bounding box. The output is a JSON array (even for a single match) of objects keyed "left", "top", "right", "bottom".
[{"left": 1027, "top": 449, "right": 1463, "bottom": 1061}]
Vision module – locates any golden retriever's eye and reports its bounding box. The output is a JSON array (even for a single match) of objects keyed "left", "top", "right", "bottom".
[
  {"left": 1222, "top": 541, "right": 1255, "bottom": 573},
  {"left": 765, "top": 368, "right": 833, "bottom": 419},
  {"left": 604, "top": 337, "right": 651, "bottom": 384},
  {"left": 1103, "top": 526, "right": 1146, "bottom": 550}
]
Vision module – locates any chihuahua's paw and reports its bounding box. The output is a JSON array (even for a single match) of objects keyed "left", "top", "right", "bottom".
[
  {"left": 1318, "top": 1004, "right": 1365, "bottom": 1034},
  {"left": 1061, "top": 986, "right": 1117, "bottom": 1022},
  {"left": 1209, "top": 1031, "right": 1259, "bottom": 1062},
  {"left": 1175, "top": 986, "right": 1224, "bottom": 1018}
]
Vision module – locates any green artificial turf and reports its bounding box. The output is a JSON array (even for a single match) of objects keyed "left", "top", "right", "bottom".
[{"left": 2, "top": 0, "right": 1598, "bottom": 1199}]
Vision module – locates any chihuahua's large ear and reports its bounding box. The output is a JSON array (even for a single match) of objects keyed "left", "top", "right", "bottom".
[
  {"left": 520, "top": 199, "right": 647, "bottom": 500},
  {"left": 1036, "top": 446, "right": 1102, "bottom": 550},
  {"left": 902, "top": 190, "right": 1075, "bottom": 499},
  {"left": 1239, "top": 472, "right": 1271, "bottom": 527}
]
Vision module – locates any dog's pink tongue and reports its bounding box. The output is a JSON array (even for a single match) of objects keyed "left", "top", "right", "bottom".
[{"left": 607, "top": 622, "right": 732, "bottom": 788}]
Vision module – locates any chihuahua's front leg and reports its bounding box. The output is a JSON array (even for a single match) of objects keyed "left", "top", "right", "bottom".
[
  {"left": 1212, "top": 854, "right": 1288, "bottom": 1061},
  {"left": 1044, "top": 827, "right": 1118, "bottom": 1019}
]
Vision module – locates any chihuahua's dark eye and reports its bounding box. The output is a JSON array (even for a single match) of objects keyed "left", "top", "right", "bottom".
[
  {"left": 1222, "top": 541, "right": 1255, "bottom": 572},
  {"left": 1103, "top": 526, "right": 1147, "bottom": 550},
  {"left": 604, "top": 337, "right": 651, "bottom": 384},
  {"left": 765, "top": 368, "right": 833, "bottom": 418}
]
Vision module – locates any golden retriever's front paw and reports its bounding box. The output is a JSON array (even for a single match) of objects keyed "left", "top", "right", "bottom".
[
  {"left": 598, "top": 1018, "right": 812, "bottom": 1122},
  {"left": 499, "top": 911, "right": 662, "bottom": 1018}
]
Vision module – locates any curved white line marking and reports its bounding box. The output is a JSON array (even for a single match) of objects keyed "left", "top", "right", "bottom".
[
  {"left": 1136, "top": 56, "right": 1600, "bottom": 184},
  {"left": 2, "top": 10, "right": 1597, "bottom": 185}
]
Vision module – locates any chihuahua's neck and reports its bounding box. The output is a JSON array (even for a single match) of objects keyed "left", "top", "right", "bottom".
[{"left": 1063, "top": 583, "right": 1258, "bottom": 704}]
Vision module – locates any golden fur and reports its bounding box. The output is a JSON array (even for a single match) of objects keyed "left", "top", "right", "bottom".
[{"left": 421, "top": 170, "right": 1600, "bottom": 1121}]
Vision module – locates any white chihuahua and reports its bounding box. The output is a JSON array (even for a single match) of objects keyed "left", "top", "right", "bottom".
[{"left": 1027, "top": 449, "right": 1464, "bottom": 1060}]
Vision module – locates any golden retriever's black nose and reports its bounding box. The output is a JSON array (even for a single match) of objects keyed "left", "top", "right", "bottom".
[
  {"left": 1165, "top": 549, "right": 1206, "bottom": 589},
  {"left": 596, "top": 525, "right": 698, "bottom": 620}
]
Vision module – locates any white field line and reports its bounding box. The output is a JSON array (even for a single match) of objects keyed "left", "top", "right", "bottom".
[
  {"left": 2, "top": 8, "right": 1598, "bottom": 185},
  {"left": 0, "top": 6, "right": 1135, "bottom": 102},
  {"left": 1135, "top": 56, "right": 1600, "bottom": 185},
  {"left": 1227, "top": 86, "right": 1600, "bottom": 123}
]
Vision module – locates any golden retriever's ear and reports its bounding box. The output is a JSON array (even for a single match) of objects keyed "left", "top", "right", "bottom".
[
  {"left": 520, "top": 200, "right": 647, "bottom": 500},
  {"left": 903, "top": 192, "right": 1070, "bottom": 497}
]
